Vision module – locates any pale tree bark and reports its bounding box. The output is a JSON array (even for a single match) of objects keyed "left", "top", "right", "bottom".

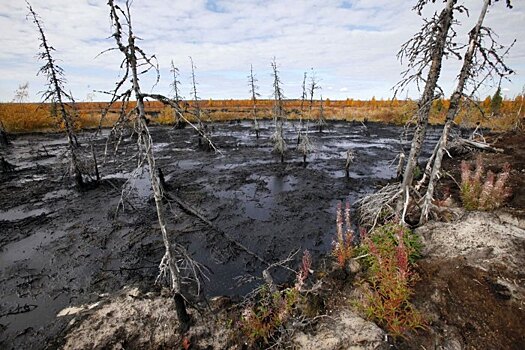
[
  {"left": 106, "top": 0, "right": 195, "bottom": 329},
  {"left": 318, "top": 95, "right": 326, "bottom": 132},
  {"left": 514, "top": 86, "right": 525, "bottom": 131},
  {"left": 248, "top": 64, "right": 260, "bottom": 139},
  {"left": 396, "top": 0, "right": 456, "bottom": 221},
  {"left": 170, "top": 60, "right": 184, "bottom": 129},
  {"left": 190, "top": 57, "right": 207, "bottom": 150},
  {"left": 298, "top": 70, "right": 318, "bottom": 166},
  {"left": 420, "top": 0, "right": 514, "bottom": 223},
  {"left": 271, "top": 58, "right": 286, "bottom": 163},
  {"left": 297, "top": 71, "right": 307, "bottom": 145}
]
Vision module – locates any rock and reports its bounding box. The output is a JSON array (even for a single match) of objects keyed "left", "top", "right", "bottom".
[
  {"left": 292, "top": 310, "right": 387, "bottom": 350},
  {"left": 348, "top": 259, "right": 361, "bottom": 274}
]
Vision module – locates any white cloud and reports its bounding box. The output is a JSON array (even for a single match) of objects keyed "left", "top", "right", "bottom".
[{"left": 0, "top": 0, "right": 523, "bottom": 101}]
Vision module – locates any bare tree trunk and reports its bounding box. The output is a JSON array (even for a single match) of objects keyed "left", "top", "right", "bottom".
[
  {"left": 107, "top": 0, "right": 189, "bottom": 328},
  {"left": 319, "top": 95, "right": 326, "bottom": 133},
  {"left": 271, "top": 58, "right": 286, "bottom": 162},
  {"left": 170, "top": 60, "right": 184, "bottom": 129},
  {"left": 298, "top": 71, "right": 307, "bottom": 145},
  {"left": 420, "top": 0, "right": 490, "bottom": 223},
  {"left": 514, "top": 85, "right": 524, "bottom": 131},
  {"left": 0, "top": 121, "right": 9, "bottom": 146},
  {"left": 189, "top": 57, "right": 211, "bottom": 151},
  {"left": 28, "top": 3, "right": 84, "bottom": 188},
  {"left": 397, "top": 0, "right": 455, "bottom": 220},
  {"left": 248, "top": 64, "right": 260, "bottom": 139}
]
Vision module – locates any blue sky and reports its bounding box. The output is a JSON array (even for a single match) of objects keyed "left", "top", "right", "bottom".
[{"left": 0, "top": 0, "right": 524, "bottom": 102}]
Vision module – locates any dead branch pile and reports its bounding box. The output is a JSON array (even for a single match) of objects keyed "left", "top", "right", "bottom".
[{"left": 356, "top": 183, "right": 402, "bottom": 229}]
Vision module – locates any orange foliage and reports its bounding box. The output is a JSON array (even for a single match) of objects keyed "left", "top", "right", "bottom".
[{"left": 1, "top": 96, "right": 523, "bottom": 132}]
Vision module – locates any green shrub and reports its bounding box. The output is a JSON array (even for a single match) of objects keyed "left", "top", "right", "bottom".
[{"left": 357, "top": 223, "right": 424, "bottom": 337}]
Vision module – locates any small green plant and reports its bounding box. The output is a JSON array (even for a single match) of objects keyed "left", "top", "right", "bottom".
[
  {"left": 357, "top": 223, "right": 424, "bottom": 337},
  {"left": 460, "top": 155, "right": 511, "bottom": 211},
  {"left": 357, "top": 223, "right": 422, "bottom": 266},
  {"left": 332, "top": 201, "right": 354, "bottom": 268}
]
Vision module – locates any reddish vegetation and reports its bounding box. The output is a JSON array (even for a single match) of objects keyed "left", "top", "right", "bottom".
[{"left": 1, "top": 95, "right": 523, "bottom": 132}]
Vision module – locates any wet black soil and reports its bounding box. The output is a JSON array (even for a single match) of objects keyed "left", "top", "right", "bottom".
[{"left": 0, "top": 120, "right": 441, "bottom": 349}]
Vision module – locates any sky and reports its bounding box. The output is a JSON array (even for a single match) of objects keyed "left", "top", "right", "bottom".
[{"left": 0, "top": 0, "right": 524, "bottom": 102}]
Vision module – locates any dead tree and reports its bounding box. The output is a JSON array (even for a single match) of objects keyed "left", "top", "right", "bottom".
[
  {"left": 248, "top": 64, "right": 260, "bottom": 139},
  {"left": 170, "top": 60, "right": 185, "bottom": 129},
  {"left": 419, "top": 0, "right": 514, "bottom": 223},
  {"left": 13, "top": 82, "right": 29, "bottom": 103},
  {"left": 514, "top": 85, "right": 525, "bottom": 131},
  {"left": 105, "top": 0, "right": 205, "bottom": 329},
  {"left": 0, "top": 121, "right": 9, "bottom": 146},
  {"left": 345, "top": 149, "right": 356, "bottom": 178},
  {"left": 27, "top": 2, "right": 85, "bottom": 188},
  {"left": 189, "top": 57, "right": 212, "bottom": 150},
  {"left": 395, "top": 0, "right": 457, "bottom": 221},
  {"left": 297, "top": 71, "right": 308, "bottom": 145},
  {"left": 271, "top": 58, "right": 286, "bottom": 163},
  {"left": 318, "top": 94, "right": 327, "bottom": 132},
  {"left": 308, "top": 70, "right": 320, "bottom": 124},
  {"left": 297, "top": 70, "right": 318, "bottom": 166}
]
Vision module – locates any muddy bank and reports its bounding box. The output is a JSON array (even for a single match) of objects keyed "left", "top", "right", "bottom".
[{"left": 0, "top": 120, "right": 442, "bottom": 349}]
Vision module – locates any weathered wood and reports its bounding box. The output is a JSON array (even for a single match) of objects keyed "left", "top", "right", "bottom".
[
  {"left": 28, "top": 3, "right": 84, "bottom": 188},
  {"left": 459, "top": 138, "right": 503, "bottom": 152},
  {"left": 249, "top": 64, "right": 260, "bottom": 139},
  {"left": 397, "top": 0, "right": 455, "bottom": 221}
]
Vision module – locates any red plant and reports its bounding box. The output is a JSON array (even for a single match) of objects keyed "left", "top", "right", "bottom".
[
  {"left": 182, "top": 337, "right": 191, "bottom": 350},
  {"left": 360, "top": 224, "right": 423, "bottom": 337},
  {"left": 395, "top": 229, "right": 409, "bottom": 279},
  {"left": 295, "top": 249, "right": 312, "bottom": 290}
]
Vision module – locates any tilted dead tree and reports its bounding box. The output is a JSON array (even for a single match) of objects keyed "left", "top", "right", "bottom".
[
  {"left": 419, "top": 0, "right": 514, "bottom": 223},
  {"left": 170, "top": 60, "right": 185, "bottom": 129},
  {"left": 271, "top": 58, "right": 286, "bottom": 163},
  {"left": 248, "top": 64, "right": 260, "bottom": 139},
  {"left": 104, "top": 0, "right": 206, "bottom": 329},
  {"left": 27, "top": 2, "right": 89, "bottom": 189},
  {"left": 394, "top": 0, "right": 458, "bottom": 221}
]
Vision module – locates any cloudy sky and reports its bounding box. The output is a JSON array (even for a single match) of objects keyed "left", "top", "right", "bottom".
[{"left": 0, "top": 0, "right": 523, "bottom": 102}]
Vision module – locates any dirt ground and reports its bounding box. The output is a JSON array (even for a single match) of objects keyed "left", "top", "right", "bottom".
[
  {"left": 0, "top": 121, "right": 442, "bottom": 349},
  {"left": 397, "top": 129, "right": 525, "bottom": 350},
  {"left": 1, "top": 121, "right": 523, "bottom": 349}
]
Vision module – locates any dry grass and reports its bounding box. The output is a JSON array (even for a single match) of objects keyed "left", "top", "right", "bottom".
[{"left": 1, "top": 97, "right": 522, "bottom": 133}]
